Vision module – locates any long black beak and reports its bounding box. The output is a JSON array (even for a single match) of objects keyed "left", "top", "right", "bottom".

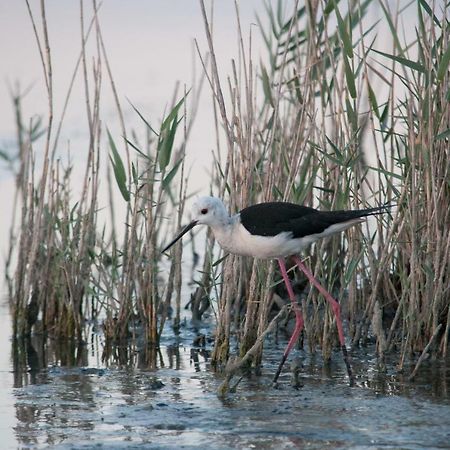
[{"left": 161, "top": 220, "right": 198, "bottom": 254}]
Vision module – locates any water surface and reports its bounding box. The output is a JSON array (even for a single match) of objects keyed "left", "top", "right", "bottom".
[{"left": 4, "top": 305, "right": 450, "bottom": 450}]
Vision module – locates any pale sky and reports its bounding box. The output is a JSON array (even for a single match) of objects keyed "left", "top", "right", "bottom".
[{"left": 0, "top": 1, "right": 270, "bottom": 163}]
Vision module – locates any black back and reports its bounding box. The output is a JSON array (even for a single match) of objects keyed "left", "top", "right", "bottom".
[{"left": 239, "top": 202, "right": 384, "bottom": 238}]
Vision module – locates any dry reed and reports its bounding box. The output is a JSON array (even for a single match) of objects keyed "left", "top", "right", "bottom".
[{"left": 6, "top": 1, "right": 193, "bottom": 369}]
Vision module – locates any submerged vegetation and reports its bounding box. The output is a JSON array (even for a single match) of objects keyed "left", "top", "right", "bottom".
[{"left": 4, "top": 0, "right": 450, "bottom": 389}]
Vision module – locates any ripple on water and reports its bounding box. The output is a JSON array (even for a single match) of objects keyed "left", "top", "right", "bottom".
[{"left": 6, "top": 331, "right": 450, "bottom": 450}]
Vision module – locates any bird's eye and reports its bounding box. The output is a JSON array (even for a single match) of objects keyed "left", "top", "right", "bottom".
[{"left": 201, "top": 208, "right": 208, "bottom": 215}]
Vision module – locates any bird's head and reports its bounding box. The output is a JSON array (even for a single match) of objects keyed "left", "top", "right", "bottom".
[
  {"left": 161, "top": 196, "right": 229, "bottom": 253},
  {"left": 191, "top": 196, "right": 228, "bottom": 226}
]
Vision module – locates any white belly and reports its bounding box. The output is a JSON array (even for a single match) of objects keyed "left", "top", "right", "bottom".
[
  {"left": 213, "top": 223, "right": 318, "bottom": 259},
  {"left": 212, "top": 219, "right": 362, "bottom": 259}
]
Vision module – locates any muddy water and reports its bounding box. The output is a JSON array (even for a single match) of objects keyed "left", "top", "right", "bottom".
[{"left": 2, "top": 304, "right": 450, "bottom": 450}]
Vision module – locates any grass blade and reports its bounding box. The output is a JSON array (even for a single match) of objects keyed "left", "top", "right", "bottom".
[
  {"left": 418, "top": 0, "right": 441, "bottom": 28},
  {"left": 162, "top": 158, "right": 183, "bottom": 190},
  {"left": 108, "top": 128, "right": 130, "bottom": 202},
  {"left": 343, "top": 54, "right": 357, "bottom": 98},
  {"left": 372, "top": 48, "right": 426, "bottom": 73},
  {"left": 261, "top": 63, "right": 274, "bottom": 107},
  {"left": 158, "top": 115, "right": 181, "bottom": 172},
  {"left": 334, "top": 0, "right": 353, "bottom": 58},
  {"left": 437, "top": 43, "right": 450, "bottom": 82}
]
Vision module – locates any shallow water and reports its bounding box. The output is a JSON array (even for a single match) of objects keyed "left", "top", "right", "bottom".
[{"left": 2, "top": 304, "right": 450, "bottom": 450}]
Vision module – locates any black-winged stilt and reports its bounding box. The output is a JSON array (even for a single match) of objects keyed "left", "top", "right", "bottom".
[{"left": 162, "top": 196, "right": 388, "bottom": 384}]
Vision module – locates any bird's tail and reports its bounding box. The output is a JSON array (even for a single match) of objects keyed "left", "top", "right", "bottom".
[
  {"left": 319, "top": 203, "right": 392, "bottom": 227},
  {"left": 354, "top": 203, "right": 393, "bottom": 218}
]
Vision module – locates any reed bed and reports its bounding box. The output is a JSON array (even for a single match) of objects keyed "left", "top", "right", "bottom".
[
  {"left": 6, "top": 1, "right": 191, "bottom": 367},
  {"left": 5, "top": 0, "right": 449, "bottom": 387},
  {"left": 194, "top": 0, "right": 449, "bottom": 383}
]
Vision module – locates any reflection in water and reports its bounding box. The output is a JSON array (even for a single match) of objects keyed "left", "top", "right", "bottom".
[
  {"left": 12, "top": 331, "right": 195, "bottom": 389},
  {"left": 12, "top": 335, "right": 89, "bottom": 388},
  {"left": 190, "top": 348, "right": 210, "bottom": 372},
  {"left": 10, "top": 333, "right": 450, "bottom": 449},
  {"left": 362, "top": 362, "right": 450, "bottom": 399},
  {"left": 12, "top": 337, "right": 40, "bottom": 388}
]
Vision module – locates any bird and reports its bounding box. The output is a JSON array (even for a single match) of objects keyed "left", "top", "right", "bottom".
[{"left": 162, "top": 196, "right": 389, "bottom": 384}]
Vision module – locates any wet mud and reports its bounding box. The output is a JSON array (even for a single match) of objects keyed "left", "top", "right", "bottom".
[{"left": 7, "top": 322, "right": 450, "bottom": 450}]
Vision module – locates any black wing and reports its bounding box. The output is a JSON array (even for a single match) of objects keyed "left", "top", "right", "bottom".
[{"left": 239, "top": 202, "right": 386, "bottom": 238}]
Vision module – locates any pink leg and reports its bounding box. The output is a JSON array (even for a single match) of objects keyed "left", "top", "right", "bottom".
[
  {"left": 273, "top": 258, "right": 304, "bottom": 383},
  {"left": 292, "top": 256, "right": 354, "bottom": 385}
]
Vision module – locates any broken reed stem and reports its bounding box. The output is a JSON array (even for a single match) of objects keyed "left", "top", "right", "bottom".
[
  {"left": 218, "top": 305, "right": 289, "bottom": 396},
  {"left": 408, "top": 324, "right": 442, "bottom": 381}
]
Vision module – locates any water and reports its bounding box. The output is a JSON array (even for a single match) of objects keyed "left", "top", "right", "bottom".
[
  {"left": 0, "top": 306, "right": 16, "bottom": 448},
  {"left": 2, "top": 304, "right": 450, "bottom": 450}
]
